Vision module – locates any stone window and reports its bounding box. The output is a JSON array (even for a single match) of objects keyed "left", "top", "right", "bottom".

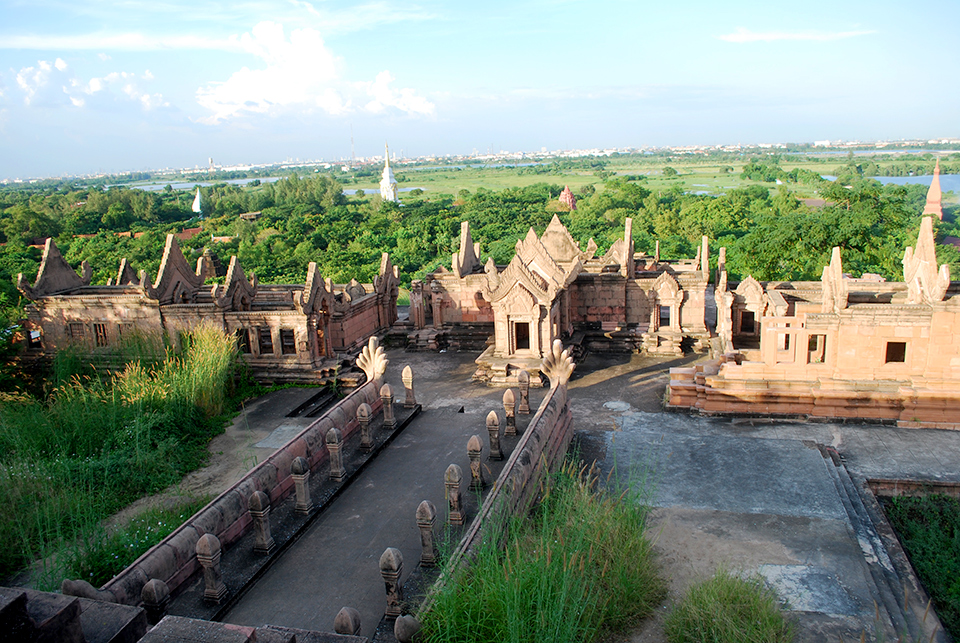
[
  {"left": 258, "top": 328, "right": 274, "bottom": 355},
  {"left": 659, "top": 305, "right": 671, "bottom": 329},
  {"left": 807, "top": 334, "right": 827, "bottom": 363},
  {"left": 236, "top": 328, "right": 251, "bottom": 353},
  {"left": 28, "top": 330, "right": 42, "bottom": 349},
  {"left": 885, "top": 341, "right": 907, "bottom": 364},
  {"left": 93, "top": 322, "right": 108, "bottom": 347},
  {"left": 280, "top": 329, "right": 296, "bottom": 355},
  {"left": 68, "top": 322, "right": 85, "bottom": 339}
]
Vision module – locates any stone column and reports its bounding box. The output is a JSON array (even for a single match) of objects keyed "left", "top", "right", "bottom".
[
  {"left": 517, "top": 370, "right": 530, "bottom": 414},
  {"left": 445, "top": 464, "right": 464, "bottom": 526},
  {"left": 196, "top": 534, "right": 227, "bottom": 604},
  {"left": 248, "top": 490, "right": 275, "bottom": 554},
  {"left": 401, "top": 365, "right": 416, "bottom": 408},
  {"left": 291, "top": 456, "right": 312, "bottom": 514},
  {"left": 327, "top": 427, "right": 345, "bottom": 482},
  {"left": 410, "top": 280, "right": 425, "bottom": 330},
  {"left": 140, "top": 579, "right": 170, "bottom": 625},
  {"left": 430, "top": 280, "right": 444, "bottom": 329},
  {"left": 467, "top": 435, "right": 485, "bottom": 491},
  {"left": 486, "top": 411, "right": 503, "bottom": 460},
  {"left": 416, "top": 500, "right": 437, "bottom": 567},
  {"left": 379, "top": 547, "right": 403, "bottom": 620},
  {"left": 358, "top": 403, "right": 373, "bottom": 452},
  {"left": 334, "top": 607, "right": 362, "bottom": 636},
  {"left": 381, "top": 383, "right": 396, "bottom": 429},
  {"left": 503, "top": 389, "right": 517, "bottom": 436}
]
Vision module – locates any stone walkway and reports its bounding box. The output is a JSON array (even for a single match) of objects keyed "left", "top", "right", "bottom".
[{"left": 219, "top": 349, "right": 960, "bottom": 642}]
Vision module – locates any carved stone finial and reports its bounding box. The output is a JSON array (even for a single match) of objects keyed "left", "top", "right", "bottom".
[
  {"left": 326, "top": 427, "right": 345, "bottom": 482},
  {"left": 395, "top": 615, "right": 423, "bottom": 643},
  {"left": 503, "top": 389, "right": 517, "bottom": 436},
  {"left": 416, "top": 500, "right": 437, "bottom": 567},
  {"left": 196, "top": 534, "right": 226, "bottom": 603},
  {"left": 291, "top": 456, "right": 312, "bottom": 514},
  {"left": 445, "top": 464, "right": 464, "bottom": 526},
  {"left": 517, "top": 370, "right": 531, "bottom": 414},
  {"left": 379, "top": 547, "right": 404, "bottom": 619},
  {"left": 540, "top": 339, "right": 575, "bottom": 388},
  {"left": 401, "top": 365, "right": 416, "bottom": 408},
  {"left": 486, "top": 410, "right": 503, "bottom": 460},
  {"left": 334, "top": 607, "right": 362, "bottom": 636},
  {"left": 141, "top": 579, "right": 170, "bottom": 625},
  {"left": 357, "top": 336, "right": 388, "bottom": 383},
  {"left": 248, "top": 490, "right": 274, "bottom": 554},
  {"left": 381, "top": 383, "right": 396, "bottom": 428},
  {"left": 467, "top": 435, "right": 485, "bottom": 491},
  {"left": 357, "top": 402, "right": 374, "bottom": 451}
]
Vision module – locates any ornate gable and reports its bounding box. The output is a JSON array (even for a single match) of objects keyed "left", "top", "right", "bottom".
[
  {"left": 115, "top": 258, "right": 139, "bottom": 286},
  {"left": 212, "top": 256, "right": 258, "bottom": 310},
  {"left": 485, "top": 253, "right": 550, "bottom": 305},
  {"left": 515, "top": 228, "right": 567, "bottom": 291},
  {"left": 820, "top": 247, "right": 848, "bottom": 314},
  {"left": 374, "top": 253, "right": 400, "bottom": 297},
  {"left": 148, "top": 234, "right": 204, "bottom": 304},
  {"left": 735, "top": 276, "right": 765, "bottom": 309},
  {"left": 903, "top": 216, "right": 950, "bottom": 305},
  {"left": 653, "top": 271, "right": 681, "bottom": 301},
  {"left": 539, "top": 215, "right": 582, "bottom": 267},
  {"left": 17, "top": 238, "right": 92, "bottom": 299},
  {"left": 294, "top": 262, "right": 331, "bottom": 315}
]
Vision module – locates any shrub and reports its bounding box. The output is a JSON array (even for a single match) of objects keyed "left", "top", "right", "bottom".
[{"left": 664, "top": 569, "right": 794, "bottom": 643}]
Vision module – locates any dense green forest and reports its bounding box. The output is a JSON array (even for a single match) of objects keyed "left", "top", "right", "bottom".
[{"left": 1, "top": 159, "right": 958, "bottom": 333}]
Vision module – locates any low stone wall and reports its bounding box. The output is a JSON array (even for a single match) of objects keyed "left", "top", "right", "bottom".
[
  {"left": 102, "top": 377, "right": 384, "bottom": 606},
  {"left": 668, "top": 356, "right": 960, "bottom": 428}
]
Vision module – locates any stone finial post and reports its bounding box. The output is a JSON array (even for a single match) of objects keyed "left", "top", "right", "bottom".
[
  {"left": 334, "top": 607, "right": 362, "bottom": 636},
  {"left": 291, "top": 456, "right": 312, "bottom": 514},
  {"left": 379, "top": 547, "right": 404, "bottom": 619},
  {"left": 196, "top": 534, "right": 227, "bottom": 604},
  {"left": 445, "top": 464, "right": 464, "bottom": 526},
  {"left": 503, "top": 389, "right": 517, "bottom": 436},
  {"left": 401, "top": 365, "right": 416, "bottom": 408},
  {"left": 541, "top": 339, "right": 576, "bottom": 389},
  {"left": 357, "top": 336, "right": 389, "bottom": 383},
  {"left": 486, "top": 410, "right": 503, "bottom": 460},
  {"left": 409, "top": 280, "right": 426, "bottom": 330},
  {"left": 381, "top": 383, "right": 396, "bottom": 429},
  {"left": 141, "top": 579, "right": 170, "bottom": 625},
  {"left": 326, "top": 427, "right": 346, "bottom": 482},
  {"left": 357, "top": 402, "right": 374, "bottom": 452},
  {"left": 517, "top": 370, "right": 530, "bottom": 414},
  {"left": 467, "top": 435, "right": 486, "bottom": 491},
  {"left": 416, "top": 500, "right": 437, "bottom": 567},
  {"left": 395, "top": 615, "right": 423, "bottom": 643},
  {"left": 248, "top": 491, "right": 275, "bottom": 554}
]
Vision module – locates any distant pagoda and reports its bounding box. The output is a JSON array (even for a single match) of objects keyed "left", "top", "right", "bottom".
[
  {"left": 923, "top": 158, "right": 943, "bottom": 220},
  {"left": 559, "top": 185, "right": 577, "bottom": 211},
  {"left": 380, "top": 144, "right": 399, "bottom": 202}
]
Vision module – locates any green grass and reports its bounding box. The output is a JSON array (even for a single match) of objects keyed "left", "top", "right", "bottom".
[
  {"left": 664, "top": 568, "right": 794, "bottom": 643},
  {"left": 883, "top": 494, "right": 960, "bottom": 639},
  {"left": 420, "top": 461, "right": 666, "bottom": 643},
  {"left": 0, "top": 324, "right": 239, "bottom": 586}
]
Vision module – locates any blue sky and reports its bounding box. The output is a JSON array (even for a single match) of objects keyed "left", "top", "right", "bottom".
[{"left": 0, "top": 0, "right": 957, "bottom": 179}]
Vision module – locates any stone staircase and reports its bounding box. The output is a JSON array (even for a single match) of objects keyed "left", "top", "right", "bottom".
[{"left": 817, "top": 446, "right": 949, "bottom": 642}]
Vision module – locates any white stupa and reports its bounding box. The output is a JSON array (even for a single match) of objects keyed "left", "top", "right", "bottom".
[{"left": 379, "top": 144, "right": 399, "bottom": 202}]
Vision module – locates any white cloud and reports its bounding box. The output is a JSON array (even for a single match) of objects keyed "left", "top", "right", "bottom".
[
  {"left": 14, "top": 57, "right": 167, "bottom": 110},
  {"left": 98, "top": 52, "right": 111, "bottom": 61},
  {"left": 363, "top": 71, "right": 435, "bottom": 116},
  {"left": 718, "top": 27, "right": 876, "bottom": 43},
  {"left": 196, "top": 21, "right": 433, "bottom": 123}
]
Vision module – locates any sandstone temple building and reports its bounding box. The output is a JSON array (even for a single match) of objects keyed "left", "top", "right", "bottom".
[{"left": 17, "top": 234, "right": 400, "bottom": 383}]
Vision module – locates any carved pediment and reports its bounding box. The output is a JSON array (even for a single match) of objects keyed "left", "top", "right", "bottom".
[
  {"left": 212, "top": 256, "right": 258, "bottom": 310},
  {"left": 115, "top": 258, "right": 139, "bottom": 286},
  {"left": 294, "top": 262, "right": 330, "bottom": 315},
  {"left": 452, "top": 221, "right": 482, "bottom": 278},
  {"left": 150, "top": 234, "right": 204, "bottom": 304},
  {"left": 903, "top": 217, "right": 950, "bottom": 305},
  {"left": 17, "top": 238, "right": 92, "bottom": 299},
  {"left": 539, "top": 214, "right": 583, "bottom": 267},
  {"left": 734, "top": 276, "right": 764, "bottom": 309},
  {"left": 486, "top": 254, "right": 551, "bottom": 304},
  {"left": 820, "top": 247, "right": 848, "bottom": 314},
  {"left": 345, "top": 279, "right": 367, "bottom": 302},
  {"left": 653, "top": 271, "right": 681, "bottom": 301},
  {"left": 374, "top": 253, "right": 400, "bottom": 296}
]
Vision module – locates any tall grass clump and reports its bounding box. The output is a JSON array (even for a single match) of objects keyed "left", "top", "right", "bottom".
[
  {"left": 664, "top": 568, "right": 794, "bottom": 643},
  {"left": 421, "top": 461, "right": 666, "bottom": 643},
  {"left": 883, "top": 494, "right": 960, "bottom": 639},
  {"left": 0, "top": 324, "right": 238, "bottom": 585}
]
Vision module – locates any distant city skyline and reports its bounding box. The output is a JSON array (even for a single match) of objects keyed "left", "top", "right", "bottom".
[{"left": 1, "top": 0, "right": 958, "bottom": 180}]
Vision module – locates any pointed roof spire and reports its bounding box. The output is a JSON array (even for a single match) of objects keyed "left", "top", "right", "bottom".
[
  {"left": 923, "top": 158, "right": 943, "bottom": 220},
  {"left": 384, "top": 142, "right": 391, "bottom": 169}
]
